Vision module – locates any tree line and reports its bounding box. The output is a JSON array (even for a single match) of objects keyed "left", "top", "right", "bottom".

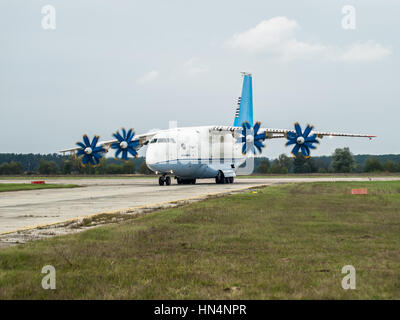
[
  {"left": 0, "top": 155, "right": 151, "bottom": 175},
  {"left": 256, "top": 148, "right": 400, "bottom": 174},
  {"left": 0, "top": 148, "right": 399, "bottom": 175}
]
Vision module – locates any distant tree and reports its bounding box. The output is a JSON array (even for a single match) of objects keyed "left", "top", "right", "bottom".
[
  {"left": 9, "top": 161, "right": 24, "bottom": 174},
  {"left": 269, "top": 160, "right": 282, "bottom": 174},
  {"left": 38, "top": 160, "right": 59, "bottom": 175},
  {"left": 138, "top": 161, "right": 152, "bottom": 174},
  {"left": 257, "top": 159, "right": 271, "bottom": 174},
  {"left": 94, "top": 158, "right": 108, "bottom": 175},
  {"left": 277, "top": 154, "right": 292, "bottom": 173},
  {"left": 331, "top": 148, "right": 355, "bottom": 173},
  {"left": 61, "top": 160, "right": 74, "bottom": 174},
  {"left": 106, "top": 164, "right": 124, "bottom": 174},
  {"left": 293, "top": 154, "right": 317, "bottom": 173},
  {"left": 0, "top": 163, "right": 8, "bottom": 175},
  {"left": 353, "top": 164, "right": 363, "bottom": 173},
  {"left": 0, "top": 161, "right": 24, "bottom": 175},
  {"left": 293, "top": 155, "right": 306, "bottom": 173},
  {"left": 314, "top": 156, "right": 331, "bottom": 173},
  {"left": 269, "top": 154, "right": 292, "bottom": 174},
  {"left": 364, "top": 157, "right": 383, "bottom": 172},
  {"left": 122, "top": 160, "right": 136, "bottom": 174},
  {"left": 383, "top": 160, "right": 397, "bottom": 172},
  {"left": 71, "top": 156, "right": 95, "bottom": 174}
]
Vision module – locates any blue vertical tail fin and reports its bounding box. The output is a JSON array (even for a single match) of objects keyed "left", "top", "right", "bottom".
[{"left": 233, "top": 72, "right": 253, "bottom": 127}]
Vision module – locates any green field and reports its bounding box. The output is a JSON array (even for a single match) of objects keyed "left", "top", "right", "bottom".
[
  {"left": 0, "top": 181, "right": 399, "bottom": 299},
  {"left": 0, "top": 183, "right": 78, "bottom": 192}
]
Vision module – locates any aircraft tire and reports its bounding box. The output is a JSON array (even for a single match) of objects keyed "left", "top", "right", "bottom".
[
  {"left": 215, "top": 171, "right": 224, "bottom": 184},
  {"left": 165, "top": 176, "right": 171, "bottom": 186},
  {"left": 158, "top": 176, "right": 165, "bottom": 186}
]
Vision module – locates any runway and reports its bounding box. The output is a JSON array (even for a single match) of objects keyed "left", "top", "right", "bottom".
[{"left": 1, "top": 176, "right": 400, "bottom": 235}]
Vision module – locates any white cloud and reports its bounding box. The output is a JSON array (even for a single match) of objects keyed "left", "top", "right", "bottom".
[
  {"left": 137, "top": 70, "right": 159, "bottom": 84},
  {"left": 226, "top": 17, "right": 391, "bottom": 62},
  {"left": 227, "top": 17, "right": 298, "bottom": 53},
  {"left": 182, "top": 57, "right": 208, "bottom": 77},
  {"left": 332, "top": 41, "right": 392, "bottom": 62}
]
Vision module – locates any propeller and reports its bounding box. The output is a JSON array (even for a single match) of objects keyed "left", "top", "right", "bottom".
[
  {"left": 237, "top": 121, "right": 266, "bottom": 154},
  {"left": 111, "top": 128, "right": 139, "bottom": 160},
  {"left": 285, "top": 122, "right": 319, "bottom": 158},
  {"left": 76, "top": 135, "right": 106, "bottom": 165}
]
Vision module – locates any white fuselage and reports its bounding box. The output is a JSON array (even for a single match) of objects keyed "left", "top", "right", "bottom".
[{"left": 146, "top": 126, "right": 246, "bottom": 179}]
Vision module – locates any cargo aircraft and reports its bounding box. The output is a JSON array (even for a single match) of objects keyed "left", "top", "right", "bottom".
[{"left": 60, "top": 72, "right": 375, "bottom": 185}]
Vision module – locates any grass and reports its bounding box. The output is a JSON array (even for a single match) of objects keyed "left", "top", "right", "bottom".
[
  {"left": 0, "top": 183, "right": 78, "bottom": 192},
  {"left": 236, "top": 173, "right": 400, "bottom": 179},
  {"left": 0, "top": 181, "right": 399, "bottom": 299}
]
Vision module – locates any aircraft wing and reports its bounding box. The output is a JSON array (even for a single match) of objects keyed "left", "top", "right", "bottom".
[
  {"left": 209, "top": 126, "right": 376, "bottom": 139},
  {"left": 209, "top": 123, "right": 375, "bottom": 157},
  {"left": 59, "top": 131, "right": 158, "bottom": 154},
  {"left": 262, "top": 128, "right": 376, "bottom": 140}
]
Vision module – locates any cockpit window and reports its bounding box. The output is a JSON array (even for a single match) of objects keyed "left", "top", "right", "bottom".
[{"left": 150, "top": 138, "right": 175, "bottom": 143}]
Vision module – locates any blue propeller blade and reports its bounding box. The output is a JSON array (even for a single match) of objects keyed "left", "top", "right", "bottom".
[
  {"left": 82, "top": 155, "right": 90, "bottom": 165},
  {"left": 286, "top": 131, "right": 297, "bottom": 140},
  {"left": 126, "top": 129, "right": 134, "bottom": 142},
  {"left": 294, "top": 123, "right": 302, "bottom": 136},
  {"left": 128, "top": 141, "right": 139, "bottom": 148},
  {"left": 76, "top": 142, "right": 86, "bottom": 149},
  {"left": 305, "top": 142, "right": 317, "bottom": 150},
  {"left": 128, "top": 148, "right": 137, "bottom": 157},
  {"left": 115, "top": 148, "right": 122, "bottom": 158},
  {"left": 286, "top": 123, "right": 319, "bottom": 157},
  {"left": 112, "top": 128, "right": 139, "bottom": 159},
  {"left": 292, "top": 144, "right": 301, "bottom": 156},
  {"left": 76, "top": 134, "right": 105, "bottom": 166},
  {"left": 113, "top": 131, "right": 124, "bottom": 142},
  {"left": 239, "top": 121, "right": 267, "bottom": 155},
  {"left": 302, "top": 125, "right": 313, "bottom": 138},
  {"left": 90, "top": 136, "right": 99, "bottom": 149},
  {"left": 83, "top": 135, "right": 90, "bottom": 147},
  {"left": 301, "top": 145, "right": 310, "bottom": 157}
]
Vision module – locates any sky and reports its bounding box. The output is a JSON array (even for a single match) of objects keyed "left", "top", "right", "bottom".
[{"left": 0, "top": 0, "right": 399, "bottom": 158}]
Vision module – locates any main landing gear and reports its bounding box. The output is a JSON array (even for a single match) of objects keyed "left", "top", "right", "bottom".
[
  {"left": 215, "top": 171, "right": 234, "bottom": 184},
  {"left": 158, "top": 175, "right": 171, "bottom": 186},
  {"left": 159, "top": 175, "right": 196, "bottom": 185},
  {"left": 176, "top": 177, "right": 196, "bottom": 185}
]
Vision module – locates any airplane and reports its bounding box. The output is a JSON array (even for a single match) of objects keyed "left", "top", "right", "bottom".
[{"left": 60, "top": 72, "right": 375, "bottom": 185}]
